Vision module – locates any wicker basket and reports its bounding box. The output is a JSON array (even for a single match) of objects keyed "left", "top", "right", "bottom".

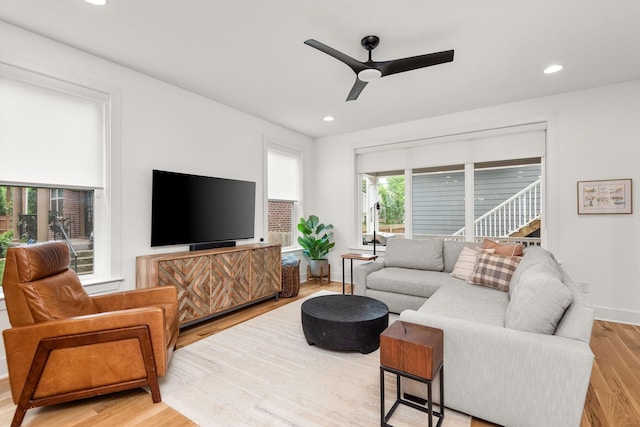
[{"left": 280, "top": 261, "right": 300, "bottom": 298}]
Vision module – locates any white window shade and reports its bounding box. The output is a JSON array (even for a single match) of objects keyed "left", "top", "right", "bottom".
[
  {"left": 268, "top": 149, "right": 299, "bottom": 201},
  {"left": 357, "top": 123, "right": 546, "bottom": 174},
  {"left": 0, "top": 75, "right": 105, "bottom": 189}
]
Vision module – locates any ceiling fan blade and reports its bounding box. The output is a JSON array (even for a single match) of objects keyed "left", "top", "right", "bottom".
[
  {"left": 378, "top": 49, "right": 454, "bottom": 77},
  {"left": 346, "top": 78, "right": 368, "bottom": 101},
  {"left": 304, "top": 39, "right": 368, "bottom": 74}
]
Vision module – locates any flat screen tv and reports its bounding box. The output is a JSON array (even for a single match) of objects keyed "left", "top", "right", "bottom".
[{"left": 151, "top": 169, "right": 256, "bottom": 248}]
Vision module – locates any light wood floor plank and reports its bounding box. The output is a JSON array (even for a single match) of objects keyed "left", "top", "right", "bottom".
[
  {"left": 581, "top": 381, "right": 609, "bottom": 427},
  {"left": 0, "top": 281, "right": 638, "bottom": 426},
  {"left": 587, "top": 321, "right": 640, "bottom": 427}
]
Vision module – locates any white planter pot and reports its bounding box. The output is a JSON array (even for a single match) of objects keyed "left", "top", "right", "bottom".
[{"left": 308, "top": 259, "right": 329, "bottom": 277}]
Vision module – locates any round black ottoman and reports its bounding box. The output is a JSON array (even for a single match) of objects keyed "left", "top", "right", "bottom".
[{"left": 301, "top": 294, "right": 389, "bottom": 354}]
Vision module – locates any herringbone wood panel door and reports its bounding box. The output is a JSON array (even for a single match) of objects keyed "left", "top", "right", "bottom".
[
  {"left": 251, "top": 246, "right": 281, "bottom": 299},
  {"left": 210, "top": 251, "right": 251, "bottom": 312},
  {"left": 158, "top": 256, "right": 211, "bottom": 323}
]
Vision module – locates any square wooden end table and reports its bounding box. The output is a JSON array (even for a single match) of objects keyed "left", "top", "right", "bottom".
[
  {"left": 341, "top": 253, "right": 378, "bottom": 295},
  {"left": 380, "top": 321, "right": 444, "bottom": 427}
]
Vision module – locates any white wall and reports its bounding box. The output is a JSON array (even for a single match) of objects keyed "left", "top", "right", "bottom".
[
  {"left": 0, "top": 22, "right": 313, "bottom": 377},
  {"left": 314, "top": 80, "right": 640, "bottom": 326}
]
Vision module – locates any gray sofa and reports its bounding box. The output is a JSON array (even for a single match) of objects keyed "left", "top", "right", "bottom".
[{"left": 353, "top": 238, "right": 595, "bottom": 427}]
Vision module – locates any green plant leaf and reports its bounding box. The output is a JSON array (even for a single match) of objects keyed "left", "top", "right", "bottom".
[{"left": 297, "top": 215, "right": 335, "bottom": 260}]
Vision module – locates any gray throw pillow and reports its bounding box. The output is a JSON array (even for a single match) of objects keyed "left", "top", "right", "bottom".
[
  {"left": 509, "top": 261, "right": 561, "bottom": 299},
  {"left": 505, "top": 270, "right": 572, "bottom": 334},
  {"left": 385, "top": 238, "right": 444, "bottom": 271},
  {"left": 509, "top": 246, "right": 559, "bottom": 293}
]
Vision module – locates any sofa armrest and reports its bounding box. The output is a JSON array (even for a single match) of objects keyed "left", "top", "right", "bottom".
[
  {"left": 352, "top": 259, "right": 385, "bottom": 295},
  {"left": 399, "top": 310, "right": 593, "bottom": 427}
]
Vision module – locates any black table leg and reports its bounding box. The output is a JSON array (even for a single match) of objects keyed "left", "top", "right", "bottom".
[
  {"left": 342, "top": 258, "right": 345, "bottom": 294},
  {"left": 350, "top": 259, "right": 354, "bottom": 295}
]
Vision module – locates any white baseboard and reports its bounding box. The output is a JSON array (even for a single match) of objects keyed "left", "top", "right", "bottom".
[{"left": 594, "top": 306, "right": 640, "bottom": 326}]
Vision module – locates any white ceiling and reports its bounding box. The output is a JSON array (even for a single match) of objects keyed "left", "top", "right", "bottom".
[{"left": 1, "top": 0, "right": 640, "bottom": 138}]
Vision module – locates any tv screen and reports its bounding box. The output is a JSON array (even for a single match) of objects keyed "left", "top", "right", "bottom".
[{"left": 151, "top": 169, "right": 256, "bottom": 247}]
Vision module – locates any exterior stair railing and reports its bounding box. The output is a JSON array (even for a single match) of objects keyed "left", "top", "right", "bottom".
[
  {"left": 53, "top": 216, "right": 78, "bottom": 272},
  {"left": 453, "top": 179, "right": 541, "bottom": 238}
]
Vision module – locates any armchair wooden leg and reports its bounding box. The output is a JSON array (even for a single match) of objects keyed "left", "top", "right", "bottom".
[{"left": 11, "top": 326, "right": 160, "bottom": 427}]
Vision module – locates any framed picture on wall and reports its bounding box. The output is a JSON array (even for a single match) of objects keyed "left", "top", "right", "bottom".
[{"left": 577, "top": 178, "right": 633, "bottom": 214}]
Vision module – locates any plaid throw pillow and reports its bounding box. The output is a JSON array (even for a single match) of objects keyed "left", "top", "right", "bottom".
[{"left": 468, "top": 251, "right": 521, "bottom": 292}]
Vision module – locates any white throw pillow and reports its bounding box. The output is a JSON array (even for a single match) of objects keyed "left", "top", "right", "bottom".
[{"left": 450, "top": 247, "right": 494, "bottom": 281}]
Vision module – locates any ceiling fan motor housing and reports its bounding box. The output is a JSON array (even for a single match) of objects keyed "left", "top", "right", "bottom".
[{"left": 361, "top": 35, "right": 380, "bottom": 51}]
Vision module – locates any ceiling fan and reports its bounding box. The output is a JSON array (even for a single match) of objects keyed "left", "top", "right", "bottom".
[{"left": 304, "top": 35, "right": 454, "bottom": 101}]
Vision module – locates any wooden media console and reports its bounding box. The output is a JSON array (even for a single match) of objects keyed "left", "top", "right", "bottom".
[{"left": 136, "top": 243, "right": 281, "bottom": 327}]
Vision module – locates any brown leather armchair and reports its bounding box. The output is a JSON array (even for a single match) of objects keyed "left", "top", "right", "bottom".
[{"left": 2, "top": 241, "right": 179, "bottom": 426}]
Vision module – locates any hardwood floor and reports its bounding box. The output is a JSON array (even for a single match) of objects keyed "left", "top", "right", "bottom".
[{"left": 0, "top": 281, "right": 638, "bottom": 426}]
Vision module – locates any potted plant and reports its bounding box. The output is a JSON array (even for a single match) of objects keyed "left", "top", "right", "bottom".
[{"left": 297, "top": 215, "right": 335, "bottom": 277}]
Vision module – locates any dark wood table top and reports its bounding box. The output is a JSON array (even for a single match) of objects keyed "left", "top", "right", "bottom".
[{"left": 301, "top": 294, "right": 388, "bottom": 323}]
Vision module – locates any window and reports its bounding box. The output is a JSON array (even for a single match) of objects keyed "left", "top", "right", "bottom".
[
  {"left": 50, "top": 188, "right": 64, "bottom": 215},
  {"left": 361, "top": 171, "right": 405, "bottom": 246},
  {"left": 0, "top": 63, "right": 111, "bottom": 288},
  {"left": 412, "top": 166, "right": 465, "bottom": 239},
  {"left": 1, "top": 186, "right": 94, "bottom": 275},
  {"left": 265, "top": 144, "right": 302, "bottom": 249},
  {"left": 356, "top": 123, "right": 546, "bottom": 248},
  {"left": 473, "top": 160, "right": 541, "bottom": 240}
]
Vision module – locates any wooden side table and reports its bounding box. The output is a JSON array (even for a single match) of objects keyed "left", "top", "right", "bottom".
[
  {"left": 341, "top": 253, "right": 378, "bottom": 295},
  {"left": 380, "top": 321, "right": 444, "bottom": 427}
]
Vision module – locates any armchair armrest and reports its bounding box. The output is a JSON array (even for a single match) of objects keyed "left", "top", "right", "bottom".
[
  {"left": 91, "top": 286, "right": 178, "bottom": 312},
  {"left": 399, "top": 310, "right": 594, "bottom": 427}
]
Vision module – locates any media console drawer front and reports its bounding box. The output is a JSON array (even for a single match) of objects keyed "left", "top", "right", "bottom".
[
  {"left": 251, "top": 246, "right": 282, "bottom": 299},
  {"left": 210, "top": 251, "right": 251, "bottom": 314},
  {"left": 136, "top": 244, "right": 281, "bottom": 326},
  {"left": 158, "top": 255, "right": 212, "bottom": 324}
]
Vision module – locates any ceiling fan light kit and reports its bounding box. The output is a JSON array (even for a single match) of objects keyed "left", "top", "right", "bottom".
[
  {"left": 304, "top": 35, "right": 454, "bottom": 101},
  {"left": 357, "top": 69, "right": 382, "bottom": 82}
]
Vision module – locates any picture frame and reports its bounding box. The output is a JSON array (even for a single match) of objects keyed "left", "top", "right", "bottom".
[{"left": 577, "top": 178, "right": 632, "bottom": 214}]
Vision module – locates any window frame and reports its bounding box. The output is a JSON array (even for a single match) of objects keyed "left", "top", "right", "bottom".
[
  {"left": 0, "top": 62, "right": 122, "bottom": 294},
  {"left": 263, "top": 141, "right": 304, "bottom": 252},
  {"left": 355, "top": 123, "right": 547, "bottom": 250}
]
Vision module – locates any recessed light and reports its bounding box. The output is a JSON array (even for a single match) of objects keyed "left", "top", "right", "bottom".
[
  {"left": 85, "top": 0, "right": 107, "bottom": 5},
  {"left": 323, "top": 116, "right": 334, "bottom": 122},
  {"left": 544, "top": 64, "right": 563, "bottom": 74}
]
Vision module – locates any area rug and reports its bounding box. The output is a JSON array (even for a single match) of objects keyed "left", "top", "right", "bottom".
[{"left": 160, "top": 291, "right": 471, "bottom": 426}]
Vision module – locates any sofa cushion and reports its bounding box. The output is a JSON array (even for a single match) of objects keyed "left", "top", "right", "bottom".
[
  {"left": 482, "top": 238, "right": 524, "bottom": 256},
  {"left": 385, "top": 238, "right": 444, "bottom": 271},
  {"left": 509, "top": 246, "right": 561, "bottom": 298},
  {"left": 510, "top": 262, "right": 562, "bottom": 300},
  {"left": 418, "top": 283, "right": 509, "bottom": 327},
  {"left": 367, "top": 267, "right": 463, "bottom": 299},
  {"left": 443, "top": 240, "right": 481, "bottom": 273},
  {"left": 505, "top": 269, "right": 572, "bottom": 334},
  {"left": 467, "top": 252, "right": 521, "bottom": 292},
  {"left": 450, "top": 247, "right": 495, "bottom": 280}
]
